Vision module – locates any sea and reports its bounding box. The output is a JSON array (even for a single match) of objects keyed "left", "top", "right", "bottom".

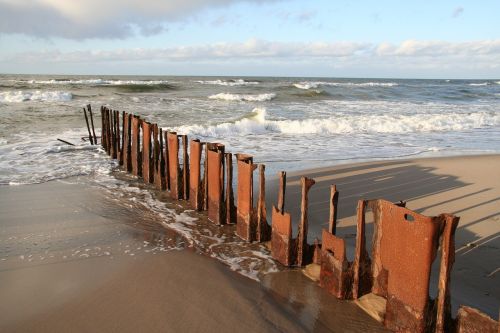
[
  {"left": 1, "top": 74, "right": 499, "bottom": 280},
  {"left": 1, "top": 74, "right": 499, "bottom": 186}
]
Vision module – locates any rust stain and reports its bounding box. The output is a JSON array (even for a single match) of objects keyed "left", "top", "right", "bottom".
[
  {"left": 167, "top": 132, "right": 182, "bottom": 199},
  {"left": 131, "top": 116, "right": 142, "bottom": 177},
  {"left": 207, "top": 143, "right": 225, "bottom": 224},
  {"left": 236, "top": 154, "right": 256, "bottom": 240},
  {"left": 189, "top": 139, "right": 203, "bottom": 210}
]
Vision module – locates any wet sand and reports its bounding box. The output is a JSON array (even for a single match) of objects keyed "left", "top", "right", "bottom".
[
  {"left": 0, "top": 179, "right": 386, "bottom": 332},
  {"left": 267, "top": 154, "right": 500, "bottom": 318}
]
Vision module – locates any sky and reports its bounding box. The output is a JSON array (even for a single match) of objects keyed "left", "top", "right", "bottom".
[{"left": 0, "top": 0, "right": 499, "bottom": 78}]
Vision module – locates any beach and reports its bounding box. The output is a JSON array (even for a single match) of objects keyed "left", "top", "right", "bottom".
[{"left": 1, "top": 154, "right": 498, "bottom": 331}]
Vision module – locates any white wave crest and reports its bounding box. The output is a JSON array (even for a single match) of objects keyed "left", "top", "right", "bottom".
[
  {"left": 208, "top": 92, "right": 276, "bottom": 102},
  {"left": 293, "top": 81, "right": 398, "bottom": 89},
  {"left": 469, "top": 82, "right": 489, "bottom": 86},
  {"left": 195, "top": 79, "right": 259, "bottom": 86},
  {"left": 178, "top": 108, "right": 500, "bottom": 137},
  {"left": 28, "top": 79, "right": 169, "bottom": 85},
  {"left": 0, "top": 90, "right": 72, "bottom": 103}
]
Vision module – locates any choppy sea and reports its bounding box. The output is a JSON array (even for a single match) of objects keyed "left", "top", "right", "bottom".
[{"left": 1, "top": 74, "right": 499, "bottom": 186}]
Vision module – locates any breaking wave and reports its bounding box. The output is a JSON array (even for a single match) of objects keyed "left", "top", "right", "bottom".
[
  {"left": 195, "top": 79, "right": 259, "bottom": 86},
  {"left": 177, "top": 108, "right": 500, "bottom": 136},
  {"left": 293, "top": 81, "right": 399, "bottom": 89},
  {"left": 0, "top": 90, "right": 72, "bottom": 103},
  {"left": 28, "top": 79, "right": 170, "bottom": 85},
  {"left": 208, "top": 92, "right": 276, "bottom": 102}
]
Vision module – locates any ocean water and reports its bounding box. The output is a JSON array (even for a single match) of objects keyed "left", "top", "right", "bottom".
[{"left": 1, "top": 74, "right": 499, "bottom": 186}]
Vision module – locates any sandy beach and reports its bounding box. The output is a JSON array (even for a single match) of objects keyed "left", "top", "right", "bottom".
[{"left": 0, "top": 154, "right": 498, "bottom": 331}]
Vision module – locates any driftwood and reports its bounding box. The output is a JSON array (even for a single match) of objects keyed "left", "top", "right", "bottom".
[{"left": 57, "top": 138, "right": 75, "bottom": 146}]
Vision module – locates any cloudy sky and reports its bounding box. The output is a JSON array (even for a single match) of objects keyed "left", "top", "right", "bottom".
[{"left": 0, "top": 0, "right": 499, "bottom": 78}]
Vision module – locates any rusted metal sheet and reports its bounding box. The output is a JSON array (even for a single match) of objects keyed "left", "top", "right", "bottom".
[
  {"left": 182, "top": 135, "right": 189, "bottom": 200},
  {"left": 297, "top": 176, "right": 315, "bottom": 267},
  {"left": 236, "top": 154, "right": 256, "bottom": 240},
  {"left": 207, "top": 143, "right": 225, "bottom": 225},
  {"left": 328, "top": 185, "right": 339, "bottom": 235},
  {"left": 436, "top": 214, "right": 460, "bottom": 333},
  {"left": 319, "top": 229, "right": 351, "bottom": 299},
  {"left": 142, "top": 121, "right": 153, "bottom": 183},
  {"left": 100, "top": 106, "right": 106, "bottom": 149},
  {"left": 277, "top": 171, "right": 286, "bottom": 214},
  {"left": 167, "top": 132, "right": 182, "bottom": 200},
  {"left": 366, "top": 199, "right": 444, "bottom": 333},
  {"left": 225, "top": 153, "right": 236, "bottom": 224},
  {"left": 203, "top": 143, "right": 209, "bottom": 210},
  {"left": 271, "top": 206, "right": 294, "bottom": 266},
  {"left": 131, "top": 116, "right": 142, "bottom": 177},
  {"left": 189, "top": 139, "right": 203, "bottom": 210},
  {"left": 110, "top": 110, "right": 117, "bottom": 159},
  {"left": 455, "top": 306, "right": 498, "bottom": 333},
  {"left": 256, "top": 164, "right": 270, "bottom": 242},
  {"left": 118, "top": 111, "right": 125, "bottom": 165}
]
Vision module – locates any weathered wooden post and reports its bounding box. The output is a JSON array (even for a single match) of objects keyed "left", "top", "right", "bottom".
[
  {"left": 83, "top": 107, "right": 94, "bottom": 145},
  {"left": 142, "top": 121, "right": 153, "bottom": 183},
  {"left": 88, "top": 104, "right": 97, "bottom": 144},
  {"left": 167, "top": 132, "right": 182, "bottom": 199},
  {"left": 182, "top": 135, "right": 189, "bottom": 200}
]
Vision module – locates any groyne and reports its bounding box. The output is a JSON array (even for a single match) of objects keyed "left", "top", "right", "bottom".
[{"left": 93, "top": 104, "right": 499, "bottom": 333}]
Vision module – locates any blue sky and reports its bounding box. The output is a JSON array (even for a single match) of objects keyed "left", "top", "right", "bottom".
[{"left": 0, "top": 0, "right": 499, "bottom": 78}]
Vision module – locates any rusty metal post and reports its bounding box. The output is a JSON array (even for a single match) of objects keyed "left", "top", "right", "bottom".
[
  {"left": 163, "top": 131, "right": 170, "bottom": 191},
  {"left": 271, "top": 206, "right": 294, "bottom": 266},
  {"left": 114, "top": 110, "right": 120, "bottom": 160},
  {"left": 256, "top": 164, "right": 270, "bottom": 242},
  {"left": 100, "top": 106, "right": 105, "bottom": 149},
  {"left": 236, "top": 154, "right": 256, "bottom": 240},
  {"left": 435, "top": 214, "right": 460, "bottom": 333},
  {"left": 131, "top": 116, "right": 142, "bottom": 176},
  {"left": 167, "top": 132, "right": 181, "bottom": 199},
  {"left": 154, "top": 127, "right": 166, "bottom": 190},
  {"left": 88, "top": 104, "right": 97, "bottom": 145},
  {"left": 189, "top": 139, "right": 203, "bottom": 210},
  {"left": 182, "top": 135, "right": 189, "bottom": 200},
  {"left": 123, "top": 113, "right": 132, "bottom": 172},
  {"left": 142, "top": 121, "right": 153, "bottom": 183},
  {"left": 352, "top": 199, "right": 367, "bottom": 300},
  {"left": 207, "top": 143, "right": 225, "bottom": 224},
  {"left": 83, "top": 107, "right": 94, "bottom": 145},
  {"left": 203, "top": 143, "right": 209, "bottom": 210},
  {"left": 296, "top": 176, "right": 315, "bottom": 267},
  {"left": 105, "top": 108, "right": 112, "bottom": 154},
  {"left": 328, "top": 185, "right": 339, "bottom": 235},
  {"left": 110, "top": 110, "right": 116, "bottom": 159},
  {"left": 118, "top": 111, "right": 125, "bottom": 165},
  {"left": 225, "top": 153, "right": 236, "bottom": 224},
  {"left": 278, "top": 171, "right": 286, "bottom": 214}
]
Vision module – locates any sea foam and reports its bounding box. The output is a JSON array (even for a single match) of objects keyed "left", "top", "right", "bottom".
[
  {"left": 195, "top": 79, "right": 259, "bottom": 86},
  {"left": 294, "top": 81, "right": 398, "bottom": 89},
  {"left": 208, "top": 93, "right": 276, "bottom": 102},
  {"left": 177, "top": 108, "right": 500, "bottom": 137},
  {"left": 0, "top": 90, "right": 72, "bottom": 103},
  {"left": 28, "top": 79, "right": 169, "bottom": 85}
]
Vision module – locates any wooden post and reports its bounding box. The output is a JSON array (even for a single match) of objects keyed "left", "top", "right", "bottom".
[
  {"left": 164, "top": 131, "right": 170, "bottom": 191},
  {"left": 114, "top": 110, "right": 120, "bottom": 160},
  {"left": 328, "top": 185, "right": 339, "bottom": 235},
  {"left": 296, "top": 176, "right": 315, "bottom": 267},
  {"left": 100, "top": 106, "right": 105, "bottom": 149},
  {"left": 203, "top": 143, "right": 209, "bottom": 210}
]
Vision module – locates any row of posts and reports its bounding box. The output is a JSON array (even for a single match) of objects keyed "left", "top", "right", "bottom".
[{"left": 97, "top": 106, "right": 498, "bottom": 333}]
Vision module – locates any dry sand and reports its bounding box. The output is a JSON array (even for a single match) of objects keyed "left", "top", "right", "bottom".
[
  {"left": 0, "top": 179, "right": 386, "bottom": 332},
  {"left": 267, "top": 154, "right": 500, "bottom": 318}
]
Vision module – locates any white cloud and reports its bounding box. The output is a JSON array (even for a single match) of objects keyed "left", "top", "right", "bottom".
[
  {"left": 2, "top": 39, "right": 500, "bottom": 77},
  {"left": 0, "top": 0, "right": 282, "bottom": 39}
]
